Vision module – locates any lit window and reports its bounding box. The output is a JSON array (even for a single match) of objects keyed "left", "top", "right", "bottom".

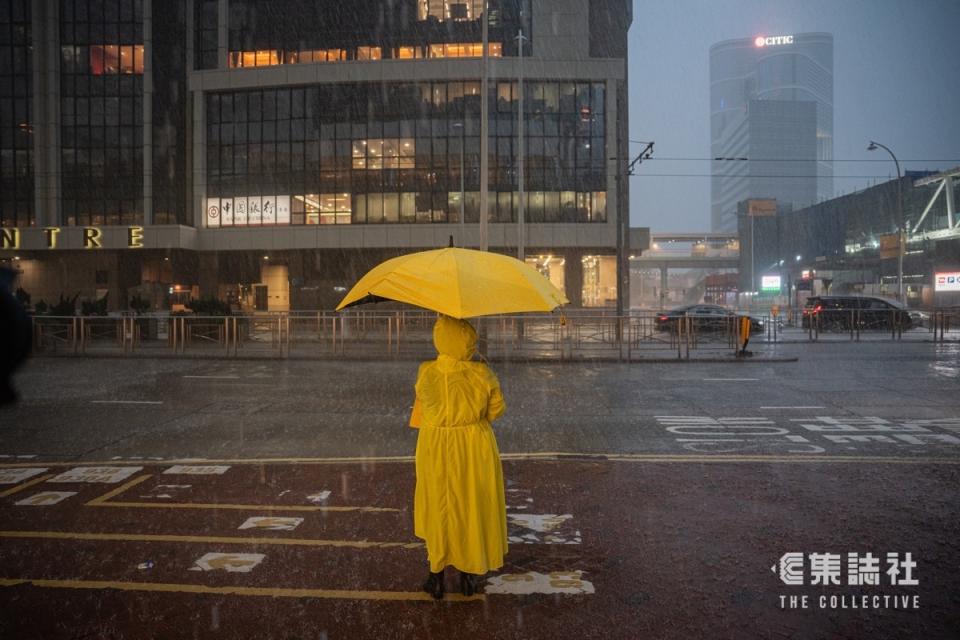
[
  {"left": 352, "top": 139, "right": 416, "bottom": 170},
  {"left": 395, "top": 46, "right": 421, "bottom": 59},
  {"left": 89, "top": 44, "right": 145, "bottom": 75},
  {"left": 133, "top": 45, "right": 144, "bottom": 73},
  {"left": 254, "top": 50, "right": 279, "bottom": 66},
  {"left": 102, "top": 45, "right": 120, "bottom": 73},
  {"left": 300, "top": 193, "right": 352, "bottom": 225},
  {"left": 357, "top": 46, "right": 382, "bottom": 61},
  {"left": 419, "top": 0, "right": 485, "bottom": 22},
  {"left": 426, "top": 42, "right": 501, "bottom": 58}
]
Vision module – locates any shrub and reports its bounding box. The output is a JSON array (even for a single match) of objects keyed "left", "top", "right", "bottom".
[
  {"left": 81, "top": 293, "right": 109, "bottom": 316},
  {"left": 49, "top": 293, "right": 79, "bottom": 316},
  {"left": 185, "top": 296, "right": 232, "bottom": 316},
  {"left": 129, "top": 293, "right": 151, "bottom": 315}
]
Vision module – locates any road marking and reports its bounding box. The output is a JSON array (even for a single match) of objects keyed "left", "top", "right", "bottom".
[
  {"left": 182, "top": 375, "right": 240, "bottom": 379},
  {"left": 0, "top": 578, "right": 481, "bottom": 602},
  {"left": 486, "top": 571, "right": 594, "bottom": 595},
  {"left": 50, "top": 466, "right": 144, "bottom": 484},
  {"left": 90, "top": 400, "right": 164, "bottom": 405},
  {"left": 86, "top": 475, "right": 401, "bottom": 513},
  {"left": 702, "top": 378, "right": 760, "bottom": 382},
  {"left": 190, "top": 552, "right": 265, "bottom": 573},
  {"left": 15, "top": 492, "right": 76, "bottom": 506},
  {"left": 86, "top": 474, "right": 153, "bottom": 505},
  {"left": 0, "top": 530, "right": 423, "bottom": 550},
  {"left": 163, "top": 465, "right": 230, "bottom": 475},
  {"left": 238, "top": 517, "right": 303, "bottom": 531},
  {"left": 4, "top": 452, "right": 960, "bottom": 470},
  {"left": 0, "top": 468, "right": 50, "bottom": 485},
  {"left": 0, "top": 474, "right": 54, "bottom": 498},
  {"left": 760, "top": 406, "right": 826, "bottom": 410}
]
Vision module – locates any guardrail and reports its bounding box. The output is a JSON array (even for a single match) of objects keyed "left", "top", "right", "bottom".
[{"left": 29, "top": 308, "right": 960, "bottom": 361}]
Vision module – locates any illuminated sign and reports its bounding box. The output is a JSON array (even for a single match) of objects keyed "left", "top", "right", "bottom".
[
  {"left": 747, "top": 198, "right": 777, "bottom": 217},
  {"left": 0, "top": 228, "right": 19, "bottom": 249},
  {"left": 0, "top": 227, "right": 146, "bottom": 250},
  {"left": 761, "top": 275, "right": 782, "bottom": 292},
  {"left": 935, "top": 272, "right": 960, "bottom": 292},
  {"left": 207, "top": 196, "right": 291, "bottom": 228},
  {"left": 755, "top": 35, "right": 794, "bottom": 47}
]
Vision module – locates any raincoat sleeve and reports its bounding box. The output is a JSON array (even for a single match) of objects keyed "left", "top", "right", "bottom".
[
  {"left": 484, "top": 366, "right": 506, "bottom": 423},
  {"left": 409, "top": 398, "right": 423, "bottom": 429},
  {"left": 409, "top": 363, "right": 427, "bottom": 429}
]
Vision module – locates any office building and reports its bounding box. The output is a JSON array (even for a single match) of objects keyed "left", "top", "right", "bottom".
[
  {"left": 1, "top": 0, "right": 644, "bottom": 311},
  {"left": 710, "top": 32, "right": 833, "bottom": 232}
]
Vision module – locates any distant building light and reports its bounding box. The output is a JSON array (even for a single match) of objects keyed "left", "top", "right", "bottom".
[{"left": 755, "top": 35, "right": 794, "bottom": 47}]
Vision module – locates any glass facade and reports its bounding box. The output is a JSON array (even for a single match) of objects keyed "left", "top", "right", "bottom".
[
  {"left": 0, "top": 0, "right": 32, "bottom": 228},
  {"left": 709, "top": 34, "right": 834, "bottom": 232},
  {"left": 152, "top": 0, "right": 188, "bottom": 224},
  {"left": 205, "top": 80, "right": 607, "bottom": 227},
  {"left": 60, "top": 0, "right": 144, "bottom": 226},
  {"left": 225, "top": 0, "right": 528, "bottom": 69}
]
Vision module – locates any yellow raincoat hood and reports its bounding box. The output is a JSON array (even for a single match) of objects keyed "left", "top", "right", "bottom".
[{"left": 433, "top": 315, "right": 477, "bottom": 361}]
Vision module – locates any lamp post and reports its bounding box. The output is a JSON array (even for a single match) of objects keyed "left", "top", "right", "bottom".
[
  {"left": 479, "top": 1, "right": 489, "bottom": 251},
  {"left": 867, "top": 141, "right": 904, "bottom": 301},
  {"left": 515, "top": 24, "right": 527, "bottom": 262},
  {"left": 452, "top": 122, "right": 465, "bottom": 243}
]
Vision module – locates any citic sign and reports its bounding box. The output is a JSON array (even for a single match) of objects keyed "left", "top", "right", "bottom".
[{"left": 755, "top": 35, "right": 794, "bottom": 47}]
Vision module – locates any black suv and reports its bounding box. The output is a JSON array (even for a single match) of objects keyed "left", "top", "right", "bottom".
[{"left": 802, "top": 295, "right": 913, "bottom": 330}]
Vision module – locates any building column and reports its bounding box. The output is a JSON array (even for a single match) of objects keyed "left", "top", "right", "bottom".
[
  {"left": 31, "top": 0, "right": 60, "bottom": 227},
  {"left": 564, "top": 250, "right": 583, "bottom": 308},
  {"left": 191, "top": 89, "right": 206, "bottom": 228},
  {"left": 184, "top": 0, "right": 195, "bottom": 220},
  {"left": 217, "top": 0, "right": 227, "bottom": 70},
  {"left": 142, "top": 0, "right": 153, "bottom": 225},
  {"left": 198, "top": 252, "right": 218, "bottom": 298}
]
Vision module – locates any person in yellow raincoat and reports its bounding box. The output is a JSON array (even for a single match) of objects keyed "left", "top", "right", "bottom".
[{"left": 409, "top": 315, "right": 508, "bottom": 599}]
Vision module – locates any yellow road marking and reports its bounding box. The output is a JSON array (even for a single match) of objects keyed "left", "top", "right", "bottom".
[
  {"left": 85, "top": 475, "right": 402, "bottom": 513},
  {"left": 0, "top": 577, "right": 482, "bottom": 603},
  {"left": 0, "top": 474, "right": 54, "bottom": 498},
  {"left": 85, "top": 474, "right": 153, "bottom": 505},
  {"left": 0, "top": 530, "right": 423, "bottom": 550},
  {"left": 1, "top": 452, "right": 957, "bottom": 470}
]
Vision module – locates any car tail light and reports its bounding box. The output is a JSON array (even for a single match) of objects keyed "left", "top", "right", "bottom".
[{"left": 658, "top": 315, "right": 668, "bottom": 321}]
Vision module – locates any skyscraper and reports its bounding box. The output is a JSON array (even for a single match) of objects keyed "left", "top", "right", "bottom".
[{"left": 710, "top": 32, "right": 833, "bottom": 232}]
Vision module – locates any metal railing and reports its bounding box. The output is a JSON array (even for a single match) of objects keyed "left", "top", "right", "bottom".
[{"left": 28, "top": 308, "right": 960, "bottom": 360}]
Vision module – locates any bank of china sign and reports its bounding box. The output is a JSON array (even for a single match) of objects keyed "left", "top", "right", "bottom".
[
  {"left": 755, "top": 35, "right": 794, "bottom": 47},
  {"left": 206, "top": 196, "right": 291, "bottom": 228},
  {"left": 774, "top": 551, "right": 919, "bottom": 610}
]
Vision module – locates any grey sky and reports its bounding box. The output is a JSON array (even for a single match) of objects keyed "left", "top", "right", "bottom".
[{"left": 628, "top": 0, "right": 960, "bottom": 231}]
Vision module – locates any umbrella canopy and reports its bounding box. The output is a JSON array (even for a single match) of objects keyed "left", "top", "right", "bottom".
[{"left": 335, "top": 247, "right": 568, "bottom": 319}]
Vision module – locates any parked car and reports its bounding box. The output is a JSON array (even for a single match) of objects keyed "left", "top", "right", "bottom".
[
  {"left": 801, "top": 295, "right": 914, "bottom": 330},
  {"left": 655, "top": 304, "right": 765, "bottom": 333}
]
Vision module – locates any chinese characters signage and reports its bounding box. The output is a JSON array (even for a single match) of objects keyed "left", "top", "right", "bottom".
[{"left": 206, "top": 196, "right": 291, "bottom": 228}]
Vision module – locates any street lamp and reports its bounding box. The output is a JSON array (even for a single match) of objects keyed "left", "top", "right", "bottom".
[
  {"left": 452, "top": 122, "right": 465, "bottom": 243},
  {"left": 515, "top": 23, "right": 527, "bottom": 262},
  {"left": 867, "top": 141, "right": 904, "bottom": 301}
]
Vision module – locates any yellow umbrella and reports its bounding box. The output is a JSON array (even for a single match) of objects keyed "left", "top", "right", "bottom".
[{"left": 335, "top": 247, "right": 569, "bottom": 319}]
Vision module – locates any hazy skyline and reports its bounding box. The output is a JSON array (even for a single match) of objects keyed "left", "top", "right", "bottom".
[{"left": 628, "top": 0, "right": 960, "bottom": 232}]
